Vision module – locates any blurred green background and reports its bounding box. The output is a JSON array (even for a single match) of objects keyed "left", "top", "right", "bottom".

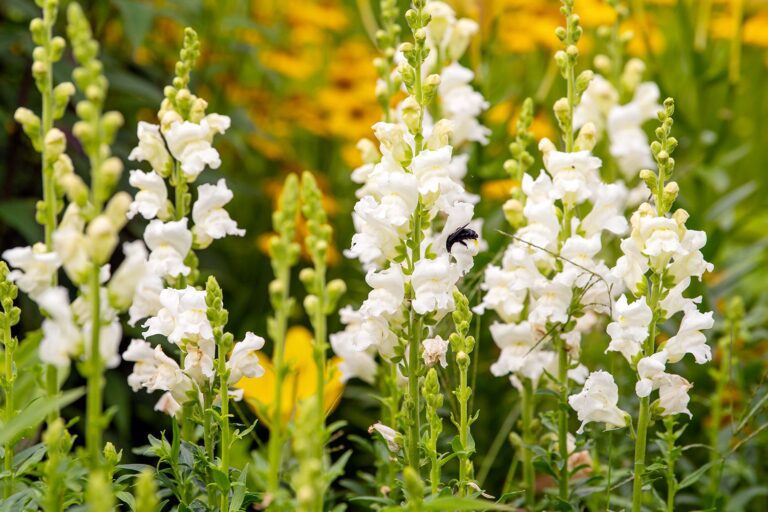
[{"left": 1, "top": 0, "right": 767, "bottom": 504}]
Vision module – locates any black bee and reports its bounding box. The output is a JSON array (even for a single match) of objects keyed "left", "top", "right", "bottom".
[{"left": 446, "top": 224, "right": 479, "bottom": 253}]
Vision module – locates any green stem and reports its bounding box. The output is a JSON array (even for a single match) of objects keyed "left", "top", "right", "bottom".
[
  {"left": 557, "top": 335, "right": 569, "bottom": 502},
  {"left": 457, "top": 356, "right": 471, "bottom": 497},
  {"left": 267, "top": 265, "right": 290, "bottom": 497},
  {"left": 631, "top": 396, "right": 650, "bottom": 512},
  {"left": 521, "top": 380, "right": 535, "bottom": 509},
  {"left": 218, "top": 354, "right": 230, "bottom": 511},
  {"left": 41, "top": 4, "right": 60, "bottom": 424},
  {"left": 407, "top": 315, "right": 422, "bottom": 470},
  {"left": 665, "top": 420, "right": 677, "bottom": 512},
  {"left": 3, "top": 319, "right": 14, "bottom": 499},
  {"left": 85, "top": 264, "right": 102, "bottom": 468},
  {"left": 632, "top": 278, "right": 660, "bottom": 511},
  {"left": 202, "top": 389, "right": 215, "bottom": 504}
]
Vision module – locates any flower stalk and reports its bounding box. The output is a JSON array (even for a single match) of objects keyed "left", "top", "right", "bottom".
[
  {"left": 0, "top": 264, "right": 20, "bottom": 498},
  {"left": 266, "top": 174, "right": 300, "bottom": 498},
  {"left": 423, "top": 368, "right": 443, "bottom": 494},
  {"left": 450, "top": 291, "right": 476, "bottom": 496}
]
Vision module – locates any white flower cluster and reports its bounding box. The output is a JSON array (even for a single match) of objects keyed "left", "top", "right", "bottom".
[
  {"left": 120, "top": 102, "right": 261, "bottom": 416},
  {"left": 574, "top": 61, "right": 661, "bottom": 181},
  {"left": 330, "top": 3, "right": 489, "bottom": 383},
  {"left": 332, "top": 122, "right": 478, "bottom": 381},
  {"left": 477, "top": 139, "right": 627, "bottom": 391},
  {"left": 601, "top": 201, "right": 714, "bottom": 419},
  {"left": 3, "top": 197, "right": 135, "bottom": 369}
]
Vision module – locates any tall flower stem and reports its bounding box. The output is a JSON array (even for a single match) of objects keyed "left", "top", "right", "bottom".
[
  {"left": 85, "top": 264, "right": 102, "bottom": 467},
  {"left": 407, "top": 313, "right": 423, "bottom": 470},
  {"left": 38, "top": 0, "right": 61, "bottom": 424},
  {"left": 266, "top": 174, "right": 300, "bottom": 498},
  {"left": 632, "top": 278, "right": 660, "bottom": 512},
  {"left": 451, "top": 292, "right": 476, "bottom": 497},
  {"left": 1, "top": 266, "right": 19, "bottom": 499},
  {"left": 556, "top": 334, "right": 570, "bottom": 501},
  {"left": 521, "top": 380, "right": 536, "bottom": 508},
  {"left": 423, "top": 368, "right": 443, "bottom": 495},
  {"left": 218, "top": 353, "right": 231, "bottom": 511}
]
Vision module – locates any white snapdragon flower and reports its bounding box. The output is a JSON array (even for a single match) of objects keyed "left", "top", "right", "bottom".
[
  {"left": 667, "top": 229, "right": 713, "bottom": 283},
  {"left": 574, "top": 75, "right": 618, "bottom": 132},
  {"left": 659, "top": 277, "right": 701, "bottom": 319},
  {"left": 2, "top": 243, "right": 61, "bottom": 299},
  {"left": 108, "top": 241, "right": 150, "bottom": 311},
  {"left": 124, "top": 339, "right": 190, "bottom": 394},
  {"left": 609, "top": 127, "right": 655, "bottom": 178},
  {"left": 635, "top": 349, "right": 668, "bottom": 398},
  {"left": 183, "top": 339, "right": 216, "bottom": 383},
  {"left": 581, "top": 182, "right": 629, "bottom": 238},
  {"left": 143, "top": 286, "right": 213, "bottom": 345},
  {"left": 474, "top": 266, "right": 527, "bottom": 322},
  {"left": 155, "top": 392, "right": 183, "bottom": 417},
  {"left": 539, "top": 138, "right": 602, "bottom": 205},
  {"left": 663, "top": 304, "right": 713, "bottom": 364},
  {"left": 368, "top": 422, "right": 402, "bottom": 452},
  {"left": 568, "top": 370, "right": 628, "bottom": 434},
  {"left": 164, "top": 114, "right": 231, "bottom": 180},
  {"left": 330, "top": 331, "right": 377, "bottom": 384},
  {"left": 37, "top": 286, "right": 81, "bottom": 368},
  {"left": 411, "top": 146, "right": 463, "bottom": 207},
  {"left": 411, "top": 255, "right": 456, "bottom": 315},
  {"left": 657, "top": 373, "right": 693, "bottom": 417},
  {"left": 127, "top": 170, "right": 169, "bottom": 220},
  {"left": 335, "top": 306, "right": 397, "bottom": 357},
  {"left": 128, "top": 273, "right": 164, "bottom": 326},
  {"left": 529, "top": 277, "right": 572, "bottom": 325},
  {"left": 53, "top": 204, "right": 90, "bottom": 285},
  {"left": 361, "top": 265, "right": 405, "bottom": 318},
  {"left": 227, "top": 332, "right": 266, "bottom": 385},
  {"left": 612, "top": 237, "right": 648, "bottom": 295},
  {"left": 144, "top": 219, "right": 193, "bottom": 278},
  {"left": 489, "top": 321, "right": 537, "bottom": 377},
  {"left": 606, "top": 295, "right": 653, "bottom": 363},
  {"left": 634, "top": 212, "right": 686, "bottom": 270},
  {"left": 192, "top": 179, "right": 245, "bottom": 248},
  {"left": 129, "top": 122, "right": 172, "bottom": 175},
  {"left": 422, "top": 335, "right": 449, "bottom": 368},
  {"left": 439, "top": 63, "right": 490, "bottom": 146},
  {"left": 347, "top": 195, "right": 412, "bottom": 268}
]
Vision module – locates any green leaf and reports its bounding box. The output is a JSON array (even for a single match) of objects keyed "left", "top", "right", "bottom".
[
  {"left": 0, "top": 387, "right": 84, "bottom": 446},
  {"left": 678, "top": 460, "right": 716, "bottom": 490},
  {"left": 115, "top": 0, "right": 155, "bottom": 49}
]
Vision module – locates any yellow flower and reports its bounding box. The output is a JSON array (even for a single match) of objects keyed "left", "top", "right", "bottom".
[{"left": 237, "top": 326, "right": 345, "bottom": 429}]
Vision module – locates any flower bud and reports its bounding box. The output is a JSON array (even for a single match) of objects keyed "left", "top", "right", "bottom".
[
  {"left": 327, "top": 279, "right": 346, "bottom": 308},
  {"left": 575, "top": 122, "right": 597, "bottom": 151},
  {"left": 99, "top": 157, "right": 123, "bottom": 186},
  {"left": 400, "top": 97, "right": 421, "bottom": 134},
  {"left": 50, "top": 36, "right": 66, "bottom": 62},
  {"left": 422, "top": 73, "right": 441, "bottom": 103},
  {"left": 357, "top": 138, "right": 380, "bottom": 164},
  {"left": 553, "top": 97, "right": 570, "bottom": 127},
  {"left": 426, "top": 119, "right": 454, "bottom": 150},
  {"left": 303, "top": 294, "right": 319, "bottom": 316},
  {"left": 87, "top": 215, "right": 118, "bottom": 265},
  {"left": 639, "top": 169, "right": 657, "bottom": 190},
  {"left": 503, "top": 199, "right": 525, "bottom": 227},
  {"left": 105, "top": 192, "right": 132, "bottom": 231},
  {"left": 60, "top": 174, "right": 89, "bottom": 207},
  {"left": 43, "top": 128, "right": 67, "bottom": 160},
  {"left": 299, "top": 267, "right": 316, "bottom": 288}
]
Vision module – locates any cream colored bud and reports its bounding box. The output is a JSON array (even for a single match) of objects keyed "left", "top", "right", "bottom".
[
  {"left": 60, "top": 174, "right": 89, "bottom": 206},
  {"left": 100, "top": 157, "right": 124, "bottom": 183},
  {"left": 594, "top": 54, "right": 611, "bottom": 74},
  {"left": 53, "top": 154, "right": 74, "bottom": 178},
  {"left": 503, "top": 199, "right": 525, "bottom": 227},
  {"left": 575, "top": 122, "right": 597, "bottom": 151},
  {"left": 44, "top": 128, "right": 67, "bottom": 158},
  {"left": 105, "top": 192, "right": 132, "bottom": 231},
  {"left": 356, "top": 138, "right": 380, "bottom": 164},
  {"left": 426, "top": 119, "right": 454, "bottom": 150},
  {"left": 400, "top": 97, "right": 421, "bottom": 133},
  {"left": 87, "top": 215, "right": 118, "bottom": 265}
]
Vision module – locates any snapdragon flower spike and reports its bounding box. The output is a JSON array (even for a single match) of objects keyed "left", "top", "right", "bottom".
[
  {"left": 121, "top": 28, "right": 262, "bottom": 419},
  {"left": 333, "top": 3, "right": 486, "bottom": 374},
  {"left": 602, "top": 99, "right": 713, "bottom": 421}
]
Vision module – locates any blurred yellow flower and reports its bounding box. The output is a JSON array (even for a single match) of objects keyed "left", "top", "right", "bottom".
[
  {"left": 481, "top": 179, "right": 520, "bottom": 201},
  {"left": 237, "top": 326, "right": 345, "bottom": 429}
]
